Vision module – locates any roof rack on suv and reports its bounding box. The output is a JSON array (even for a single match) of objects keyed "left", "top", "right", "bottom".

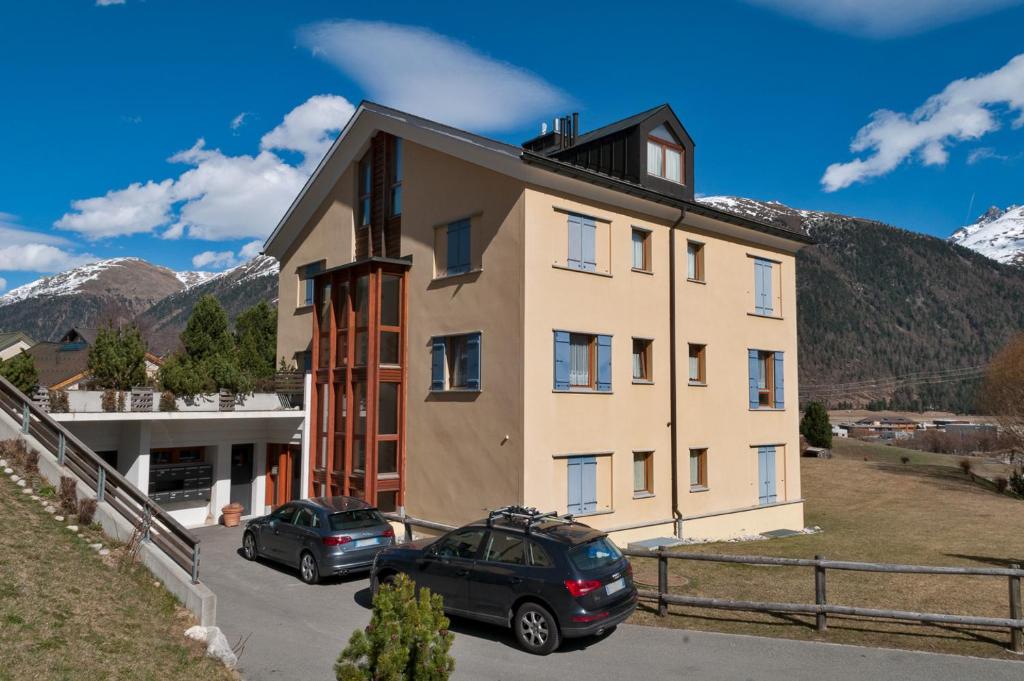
[{"left": 486, "top": 505, "right": 575, "bottom": 533}]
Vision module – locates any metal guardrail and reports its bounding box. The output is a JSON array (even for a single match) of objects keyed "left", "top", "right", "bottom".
[
  {"left": 625, "top": 547, "right": 1024, "bottom": 654},
  {"left": 381, "top": 510, "right": 1024, "bottom": 653},
  {"left": 0, "top": 376, "right": 202, "bottom": 583}
]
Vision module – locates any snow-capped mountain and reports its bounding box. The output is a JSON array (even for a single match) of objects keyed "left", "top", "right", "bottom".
[
  {"left": 949, "top": 205, "right": 1024, "bottom": 266},
  {"left": 175, "top": 270, "right": 217, "bottom": 289},
  {"left": 1, "top": 257, "right": 145, "bottom": 305}
]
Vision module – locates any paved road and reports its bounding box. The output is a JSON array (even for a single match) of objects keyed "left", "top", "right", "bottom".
[{"left": 195, "top": 525, "right": 1024, "bottom": 680}]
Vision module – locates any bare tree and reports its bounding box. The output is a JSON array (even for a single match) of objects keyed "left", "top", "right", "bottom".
[{"left": 980, "top": 333, "right": 1024, "bottom": 456}]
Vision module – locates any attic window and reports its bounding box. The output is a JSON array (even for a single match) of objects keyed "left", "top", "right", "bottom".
[{"left": 647, "top": 124, "right": 683, "bottom": 184}]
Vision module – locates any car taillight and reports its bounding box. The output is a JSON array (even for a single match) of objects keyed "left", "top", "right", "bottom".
[
  {"left": 382, "top": 527, "right": 395, "bottom": 539},
  {"left": 322, "top": 535, "right": 352, "bottom": 546},
  {"left": 564, "top": 579, "right": 603, "bottom": 598},
  {"left": 570, "top": 612, "right": 609, "bottom": 623},
  {"left": 625, "top": 563, "right": 633, "bottom": 578}
]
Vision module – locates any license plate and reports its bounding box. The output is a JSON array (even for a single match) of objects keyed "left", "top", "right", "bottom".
[
  {"left": 354, "top": 538, "right": 380, "bottom": 548},
  {"left": 605, "top": 578, "right": 625, "bottom": 595}
]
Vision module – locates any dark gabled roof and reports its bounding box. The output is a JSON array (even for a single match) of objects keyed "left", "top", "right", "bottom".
[
  {"left": 0, "top": 331, "right": 36, "bottom": 350},
  {"left": 26, "top": 342, "right": 90, "bottom": 389},
  {"left": 58, "top": 327, "right": 98, "bottom": 346},
  {"left": 568, "top": 103, "right": 672, "bottom": 148}
]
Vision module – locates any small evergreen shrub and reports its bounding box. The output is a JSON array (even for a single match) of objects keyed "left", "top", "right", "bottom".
[
  {"left": 996, "top": 476, "right": 1009, "bottom": 494},
  {"left": 49, "top": 390, "right": 69, "bottom": 413},
  {"left": 58, "top": 475, "right": 78, "bottom": 515},
  {"left": 900, "top": 456, "right": 910, "bottom": 465},
  {"left": 77, "top": 498, "right": 97, "bottom": 525},
  {"left": 101, "top": 389, "right": 119, "bottom": 413},
  {"left": 799, "top": 402, "right": 832, "bottom": 449},
  {"left": 336, "top": 573, "right": 454, "bottom": 681},
  {"left": 159, "top": 391, "right": 178, "bottom": 412},
  {"left": 959, "top": 459, "right": 973, "bottom": 476},
  {"left": 1010, "top": 470, "right": 1024, "bottom": 497}
]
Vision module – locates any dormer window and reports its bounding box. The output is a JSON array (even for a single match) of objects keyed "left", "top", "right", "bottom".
[{"left": 646, "top": 124, "right": 683, "bottom": 184}]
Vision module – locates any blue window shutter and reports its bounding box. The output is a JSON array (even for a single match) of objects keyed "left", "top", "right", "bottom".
[
  {"left": 753, "top": 260, "right": 765, "bottom": 314},
  {"left": 596, "top": 335, "right": 612, "bottom": 392},
  {"left": 431, "top": 337, "right": 446, "bottom": 391},
  {"left": 553, "top": 331, "right": 570, "bottom": 390},
  {"left": 762, "top": 260, "right": 774, "bottom": 315},
  {"left": 581, "top": 456, "right": 598, "bottom": 513},
  {"left": 766, "top": 446, "right": 777, "bottom": 503},
  {"left": 773, "top": 351, "right": 785, "bottom": 409},
  {"left": 567, "top": 458, "right": 582, "bottom": 514},
  {"left": 459, "top": 222, "right": 471, "bottom": 273},
  {"left": 757, "top": 447, "right": 768, "bottom": 504},
  {"left": 567, "top": 214, "right": 583, "bottom": 269},
  {"left": 582, "top": 217, "right": 597, "bottom": 272},
  {"left": 466, "top": 332, "right": 481, "bottom": 390},
  {"left": 748, "top": 349, "right": 759, "bottom": 409}
]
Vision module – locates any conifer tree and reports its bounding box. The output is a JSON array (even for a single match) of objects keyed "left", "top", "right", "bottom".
[
  {"left": 0, "top": 350, "right": 38, "bottom": 395},
  {"left": 800, "top": 401, "right": 832, "bottom": 448},
  {"left": 235, "top": 300, "right": 277, "bottom": 382},
  {"left": 88, "top": 323, "right": 147, "bottom": 390}
]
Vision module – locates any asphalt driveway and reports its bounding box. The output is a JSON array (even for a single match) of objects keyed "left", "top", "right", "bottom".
[{"left": 194, "top": 524, "right": 1024, "bottom": 681}]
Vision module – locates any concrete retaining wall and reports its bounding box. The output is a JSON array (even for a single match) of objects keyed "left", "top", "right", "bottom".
[{"left": 0, "top": 412, "right": 217, "bottom": 625}]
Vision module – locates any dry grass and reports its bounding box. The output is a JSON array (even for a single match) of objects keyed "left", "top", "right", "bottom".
[
  {"left": 0, "top": 475, "right": 234, "bottom": 681},
  {"left": 630, "top": 438, "right": 1024, "bottom": 659}
]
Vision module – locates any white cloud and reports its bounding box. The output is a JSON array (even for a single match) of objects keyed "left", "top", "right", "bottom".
[
  {"left": 745, "top": 0, "right": 1024, "bottom": 38},
  {"left": 192, "top": 250, "right": 238, "bottom": 270},
  {"left": 55, "top": 180, "right": 174, "bottom": 238},
  {"left": 298, "top": 20, "right": 570, "bottom": 131},
  {"left": 230, "top": 112, "right": 249, "bottom": 132},
  {"left": 0, "top": 213, "right": 96, "bottom": 273},
  {"left": 967, "top": 147, "right": 1009, "bottom": 164},
  {"left": 96, "top": 0, "right": 126, "bottom": 5},
  {"left": 260, "top": 95, "right": 354, "bottom": 171},
  {"left": 821, "top": 54, "right": 1024, "bottom": 191},
  {"left": 55, "top": 95, "right": 356, "bottom": 242},
  {"left": 239, "top": 240, "right": 262, "bottom": 260}
]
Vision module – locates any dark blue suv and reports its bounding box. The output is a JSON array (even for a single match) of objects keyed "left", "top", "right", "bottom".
[{"left": 370, "top": 507, "right": 637, "bottom": 654}]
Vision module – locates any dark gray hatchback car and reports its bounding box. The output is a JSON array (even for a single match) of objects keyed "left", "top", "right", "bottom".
[{"left": 242, "top": 497, "right": 395, "bottom": 584}]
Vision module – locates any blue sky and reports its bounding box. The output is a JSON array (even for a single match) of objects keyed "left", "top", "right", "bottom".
[{"left": 1, "top": 0, "right": 1023, "bottom": 292}]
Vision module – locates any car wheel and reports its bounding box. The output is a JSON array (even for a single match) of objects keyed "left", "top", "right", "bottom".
[
  {"left": 299, "top": 551, "right": 320, "bottom": 585},
  {"left": 372, "top": 572, "right": 395, "bottom": 596},
  {"left": 242, "top": 532, "right": 258, "bottom": 561},
  {"left": 514, "top": 602, "right": 560, "bottom": 655}
]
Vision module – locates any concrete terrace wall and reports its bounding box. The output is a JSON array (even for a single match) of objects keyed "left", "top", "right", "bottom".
[{"left": 0, "top": 408, "right": 217, "bottom": 626}]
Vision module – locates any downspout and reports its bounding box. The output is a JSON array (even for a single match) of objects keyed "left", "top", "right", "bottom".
[{"left": 669, "top": 209, "right": 686, "bottom": 538}]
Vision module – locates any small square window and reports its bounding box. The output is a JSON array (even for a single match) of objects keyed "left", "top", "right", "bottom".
[
  {"left": 689, "top": 449, "right": 707, "bottom": 490},
  {"left": 631, "top": 228, "right": 651, "bottom": 272},
  {"left": 688, "top": 344, "right": 705, "bottom": 384},
  {"left": 633, "top": 452, "right": 653, "bottom": 495},
  {"left": 632, "top": 338, "right": 652, "bottom": 383},
  {"left": 687, "top": 241, "right": 704, "bottom": 282},
  {"left": 755, "top": 350, "right": 780, "bottom": 408}
]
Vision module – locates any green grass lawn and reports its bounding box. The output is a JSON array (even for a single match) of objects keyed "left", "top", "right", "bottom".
[
  {"left": 630, "top": 440, "right": 1024, "bottom": 659},
  {"left": 0, "top": 473, "right": 234, "bottom": 681}
]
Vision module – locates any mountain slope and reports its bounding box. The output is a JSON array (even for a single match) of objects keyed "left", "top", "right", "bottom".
[
  {"left": 702, "top": 197, "right": 1024, "bottom": 411},
  {"left": 0, "top": 258, "right": 186, "bottom": 342},
  {"left": 135, "top": 255, "right": 279, "bottom": 354},
  {"left": 949, "top": 205, "right": 1024, "bottom": 266}
]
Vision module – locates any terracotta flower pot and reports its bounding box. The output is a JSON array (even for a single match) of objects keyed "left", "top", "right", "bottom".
[{"left": 222, "top": 502, "right": 244, "bottom": 527}]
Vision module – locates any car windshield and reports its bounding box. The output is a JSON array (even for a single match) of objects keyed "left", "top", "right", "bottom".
[
  {"left": 328, "top": 509, "right": 385, "bottom": 532},
  {"left": 568, "top": 537, "right": 623, "bottom": 571}
]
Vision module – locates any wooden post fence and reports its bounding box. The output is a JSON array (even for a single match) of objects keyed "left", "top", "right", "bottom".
[
  {"left": 1011, "top": 563, "right": 1023, "bottom": 654},
  {"left": 815, "top": 554, "right": 827, "bottom": 632},
  {"left": 658, "top": 547, "right": 669, "bottom": 617}
]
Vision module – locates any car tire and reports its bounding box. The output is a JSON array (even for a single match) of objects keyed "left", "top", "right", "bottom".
[
  {"left": 372, "top": 572, "right": 395, "bottom": 596},
  {"left": 242, "top": 532, "right": 258, "bottom": 561},
  {"left": 299, "top": 551, "right": 320, "bottom": 585},
  {"left": 514, "top": 602, "right": 560, "bottom": 655}
]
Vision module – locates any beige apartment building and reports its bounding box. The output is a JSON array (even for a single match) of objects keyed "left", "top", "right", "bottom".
[{"left": 264, "top": 102, "right": 812, "bottom": 542}]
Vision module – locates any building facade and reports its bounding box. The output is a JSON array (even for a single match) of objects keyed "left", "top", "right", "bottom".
[{"left": 265, "top": 102, "right": 812, "bottom": 542}]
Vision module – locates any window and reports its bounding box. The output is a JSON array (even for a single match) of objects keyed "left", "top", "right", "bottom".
[
  {"left": 631, "top": 228, "right": 651, "bottom": 271},
  {"left": 554, "top": 331, "right": 611, "bottom": 392},
  {"left": 567, "top": 213, "right": 597, "bottom": 272},
  {"left": 434, "top": 528, "right": 485, "bottom": 559},
  {"left": 529, "top": 542, "right": 553, "bottom": 568},
  {"left": 446, "top": 219, "right": 471, "bottom": 275},
  {"left": 430, "top": 333, "right": 481, "bottom": 391},
  {"left": 389, "top": 137, "right": 403, "bottom": 216},
  {"left": 688, "top": 344, "right": 706, "bottom": 384},
  {"left": 271, "top": 505, "right": 296, "bottom": 524},
  {"left": 748, "top": 350, "right": 784, "bottom": 409},
  {"left": 300, "top": 262, "right": 322, "bottom": 307},
  {"left": 483, "top": 531, "right": 527, "bottom": 565},
  {"left": 358, "top": 154, "right": 372, "bottom": 227},
  {"left": 294, "top": 508, "right": 316, "bottom": 528},
  {"left": 632, "top": 338, "right": 652, "bottom": 383},
  {"left": 568, "top": 537, "right": 623, "bottom": 571},
  {"left": 757, "top": 446, "right": 778, "bottom": 505},
  {"left": 647, "top": 125, "right": 684, "bottom": 184},
  {"left": 687, "top": 241, "right": 704, "bottom": 281},
  {"left": 689, "top": 449, "right": 708, "bottom": 490},
  {"left": 753, "top": 257, "right": 775, "bottom": 315},
  {"left": 566, "top": 456, "right": 597, "bottom": 514},
  {"left": 633, "top": 451, "right": 653, "bottom": 496}
]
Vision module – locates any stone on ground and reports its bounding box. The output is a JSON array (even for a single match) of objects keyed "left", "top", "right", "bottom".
[
  {"left": 184, "top": 625, "right": 208, "bottom": 643},
  {"left": 21, "top": 488, "right": 31, "bottom": 495},
  {"left": 89, "top": 543, "right": 102, "bottom": 550},
  {"left": 45, "top": 506, "right": 56, "bottom": 514},
  {"left": 98, "top": 548, "right": 110, "bottom": 556},
  {"left": 204, "top": 627, "right": 238, "bottom": 669},
  {"left": 16, "top": 479, "right": 26, "bottom": 487},
  {"left": 66, "top": 525, "right": 79, "bottom": 532},
  {"left": 54, "top": 515, "right": 64, "bottom": 522},
  {"left": 3, "top": 468, "right": 12, "bottom": 474},
  {"left": 9, "top": 474, "right": 19, "bottom": 482}
]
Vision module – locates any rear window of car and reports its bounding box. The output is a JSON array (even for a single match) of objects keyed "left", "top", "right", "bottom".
[
  {"left": 328, "top": 509, "right": 386, "bottom": 532},
  {"left": 568, "top": 537, "right": 623, "bottom": 571}
]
